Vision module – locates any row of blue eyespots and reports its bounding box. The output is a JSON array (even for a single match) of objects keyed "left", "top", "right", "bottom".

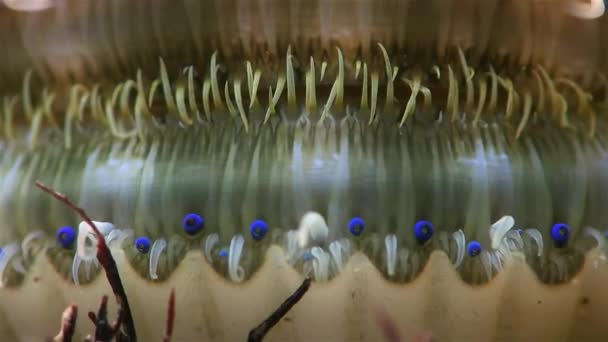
[
  {"left": 55, "top": 213, "right": 269, "bottom": 253},
  {"left": 465, "top": 223, "right": 571, "bottom": 257},
  {"left": 133, "top": 214, "right": 272, "bottom": 254},
  {"left": 53, "top": 215, "right": 573, "bottom": 258}
]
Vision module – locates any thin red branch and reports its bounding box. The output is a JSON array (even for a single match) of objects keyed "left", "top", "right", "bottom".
[
  {"left": 35, "top": 181, "right": 137, "bottom": 341},
  {"left": 248, "top": 278, "right": 311, "bottom": 342},
  {"left": 163, "top": 288, "right": 176, "bottom": 342}
]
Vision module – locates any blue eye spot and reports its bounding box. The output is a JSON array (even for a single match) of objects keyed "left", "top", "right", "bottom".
[
  {"left": 414, "top": 220, "right": 434, "bottom": 244},
  {"left": 56, "top": 226, "right": 76, "bottom": 249},
  {"left": 182, "top": 213, "right": 204, "bottom": 236},
  {"left": 134, "top": 237, "right": 151, "bottom": 254},
  {"left": 467, "top": 241, "right": 482, "bottom": 257},
  {"left": 303, "top": 251, "right": 313, "bottom": 262},
  {"left": 348, "top": 217, "right": 366, "bottom": 237},
  {"left": 250, "top": 219, "right": 269, "bottom": 241},
  {"left": 551, "top": 223, "right": 571, "bottom": 247},
  {"left": 219, "top": 248, "right": 229, "bottom": 258}
]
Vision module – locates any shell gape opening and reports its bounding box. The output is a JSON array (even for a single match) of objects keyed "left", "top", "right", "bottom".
[{"left": 1, "top": 104, "right": 606, "bottom": 285}]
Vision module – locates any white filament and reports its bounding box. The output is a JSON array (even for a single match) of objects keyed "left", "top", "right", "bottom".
[
  {"left": 21, "top": 230, "right": 44, "bottom": 258},
  {"left": 498, "top": 242, "right": 512, "bottom": 260},
  {"left": 203, "top": 233, "right": 219, "bottom": 262},
  {"left": 506, "top": 240, "right": 517, "bottom": 252},
  {"left": 105, "top": 228, "right": 132, "bottom": 248},
  {"left": 297, "top": 212, "right": 329, "bottom": 248},
  {"left": 493, "top": 250, "right": 505, "bottom": 271},
  {"left": 105, "top": 229, "right": 122, "bottom": 247},
  {"left": 341, "top": 239, "right": 352, "bottom": 256},
  {"left": 302, "top": 253, "right": 313, "bottom": 278},
  {"left": 452, "top": 230, "right": 466, "bottom": 269},
  {"left": 505, "top": 230, "right": 524, "bottom": 251},
  {"left": 83, "top": 259, "right": 95, "bottom": 281},
  {"left": 524, "top": 229, "right": 544, "bottom": 257},
  {"left": 328, "top": 239, "right": 351, "bottom": 275},
  {"left": 480, "top": 251, "right": 493, "bottom": 281},
  {"left": 285, "top": 230, "right": 300, "bottom": 264},
  {"left": 490, "top": 215, "right": 515, "bottom": 249},
  {"left": 149, "top": 238, "right": 167, "bottom": 280},
  {"left": 310, "top": 247, "right": 330, "bottom": 282},
  {"left": 328, "top": 241, "right": 343, "bottom": 274},
  {"left": 553, "top": 257, "right": 567, "bottom": 282},
  {"left": 384, "top": 234, "right": 398, "bottom": 277},
  {"left": 228, "top": 235, "right": 245, "bottom": 283},
  {"left": 11, "top": 257, "right": 26, "bottom": 274},
  {"left": 71, "top": 255, "right": 83, "bottom": 285},
  {"left": 70, "top": 258, "right": 95, "bottom": 285},
  {"left": 0, "top": 242, "right": 20, "bottom": 287},
  {"left": 584, "top": 227, "right": 605, "bottom": 250}
]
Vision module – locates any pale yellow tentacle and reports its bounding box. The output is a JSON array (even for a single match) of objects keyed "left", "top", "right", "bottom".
[
  {"left": 360, "top": 63, "right": 368, "bottom": 111},
  {"left": 378, "top": 43, "right": 395, "bottom": 112},
  {"left": 458, "top": 47, "right": 474, "bottom": 111},
  {"left": 264, "top": 76, "right": 286, "bottom": 124},
  {"left": 486, "top": 66, "right": 498, "bottom": 114},
  {"left": 186, "top": 66, "right": 202, "bottom": 122},
  {"left": 64, "top": 85, "right": 87, "bottom": 149},
  {"left": 335, "top": 47, "right": 345, "bottom": 111},
  {"left": 473, "top": 77, "right": 487, "bottom": 125},
  {"left": 224, "top": 80, "right": 238, "bottom": 118},
  {"left": 516, "top": 91, "right": 532, "bottom": 139},
  {"left": 159, "top": 58, "right": 178, "bottom": 115},
  {"left": 368, "top": 72, "right": 379, "bottom": 124},
  {"left": 287, "top": 48, "right": 297, "bottom": 111},
  {"left": 305, "top": 57, "right": 317, "bottom": 114},
  {"left": 400, "top": 75, "right": 421, "bottom": 127},
  {"left": 22, "top": 70, "right": 34, "bottom": 121},
  {"left": 211, "top": 52, "right": 225, "bottom": 110},
  {"left": 233, "top": 79, "right": 250, "bottom": 132},
  {"left": 27, "top": 108, "right": 43, "bottom": 149},
  {"left": 202, "top": 79, "right": 212, "bottom": 121},
  {"left": 447, "top": 65, "right": 460, "bottom": 121}
]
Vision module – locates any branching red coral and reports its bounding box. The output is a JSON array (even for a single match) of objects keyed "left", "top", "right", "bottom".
[
  {"left": 50, "top": 304, "right": 77, "bottom": 342},
  {"left": 35, "top": 181, "right": 137, "bottom": 341},
  {"left": 87, "top": 295, "right": 124, "bottom": 341}
]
